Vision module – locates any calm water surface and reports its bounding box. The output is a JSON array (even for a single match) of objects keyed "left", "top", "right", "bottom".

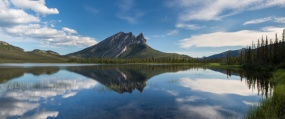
[{"left": 0, "top": 64, "right": 271, "bottom": 119}]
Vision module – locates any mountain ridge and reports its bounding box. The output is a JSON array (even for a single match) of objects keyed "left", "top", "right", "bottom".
[
  {"left": 0, "top": 41, "right": 68, "bottom": 63},
  {"left": 67, "top": 32, "right": 190, "bottom": 59},
  {"left": 206, "top": 49, "right": 245, "bottom": 59}
]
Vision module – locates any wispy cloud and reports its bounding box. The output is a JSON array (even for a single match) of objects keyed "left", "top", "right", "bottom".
[
  {"left": 243, "top": 16, "right": 285, "bottom": 25},
  {"left": 152, "top": 29, "right": 179, "bottom": 38},
  {"left": 179, "top": 27, "right": 284, "bottom": 48},
  {"left": 167, "top": 0, "right": 285, "bottom": 21},
  {"left": 274, "top": 17, "right": 285, "bottom": 23},
  {"left": 176, "top": 23, "right": 203, "bottom": 30},
  {"left": 62, "top": 27, "right": 78, "bottom": 35},
  {"left": 116, "top": 0, "right": 144, "bottom": 24},
  {"left": 167, "top": 30, "right": 179, "bottom": 36},
  {"left": 243, "top": 17, "right": 273, "bottom": 25},
  {"left": 0, "top": 0, "right": 97, "bottom": 47}
]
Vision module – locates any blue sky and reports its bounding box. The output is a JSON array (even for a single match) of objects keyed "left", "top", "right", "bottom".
[{"left": 0, "top": 0, "right": 285, "bottom": 57}]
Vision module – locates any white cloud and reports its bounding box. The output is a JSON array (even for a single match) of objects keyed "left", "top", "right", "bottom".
[
  {"left": 243, "top": 16, "right": 285, "bottom": 25},
  {"left": 0, "top": 2, "right": 39, "bottom": 27},
  {"left": 179, "top": 27, "right": 284, "bottom": 48},
  {"left": 243, "top": 17, "right": 273, "bottom": 25},
  {"left": 0, "top": 0, "right": 97, "bottom": 48},
  {"left": 11, "top": 0, "right": 59, "bottom": 15},
  {"left": 3, "top": 24, "right": 97, "bottom": 47},
  {"left": 167, "top": 30, "right": 179, "bottom": 36},
  {"left": 167, "top": 0, "right": 285, "bottom": 21},
  {"left": 117, "top": 0, "right": 144, "bottom": 24},
  {"left": 62, "top": 27, "right": 78, "bottom": 35},
  {"left": 273, "top": 16, "right": 285, "bottom": 23},
  {"left": 176, "top": 23, "right": 203, "bottom": 30},
  {"left": 46, "top": 35, "right": 97, "bottom": 47},
  {"left": 4, "top": 24, "right": 65, "bottom": 38}
]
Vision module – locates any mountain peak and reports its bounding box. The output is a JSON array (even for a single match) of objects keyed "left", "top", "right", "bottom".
[
  {"left": 138, "top": 32, "right": 144, "bottom": 37},
  {"left": 135, "top": 32, "right": 146, "bottom": 44},
  {"left": 67, "top": 32, "right": 189, "bottom": 59}
]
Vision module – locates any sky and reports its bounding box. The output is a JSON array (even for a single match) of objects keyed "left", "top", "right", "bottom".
[{"left": 0, "top": 0, "right": 285, "bottom": 57}]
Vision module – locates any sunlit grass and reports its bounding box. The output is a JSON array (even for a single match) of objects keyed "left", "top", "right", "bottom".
[{"left": 203, "top": 63, "right": 241, "bottom": 69}]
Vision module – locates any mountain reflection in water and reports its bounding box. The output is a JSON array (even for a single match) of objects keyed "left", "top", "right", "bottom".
[
  {"left": 66, "top": 65, "right": 192, "bottom": 93},
  {"left": 0, "top": 64, "right": 274, "bottom": 119}
]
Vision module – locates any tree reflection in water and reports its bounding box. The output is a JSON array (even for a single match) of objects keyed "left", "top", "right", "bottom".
[
  {"left": 0, "top": 64, "right": 275, "bottom": 119},
  {"left": 211, "top": 68, "right": 274, "bottom": 97},
  {"left": 0, "top": 65, "right": 274, "bottom": 96}
]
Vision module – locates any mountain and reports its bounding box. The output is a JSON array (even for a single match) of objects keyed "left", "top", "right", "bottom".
[
  {"left": 0, "top": 41, "right": 24, "bottom": 52},
  {"left": 29, "top": 49, "right": 60, "bottom": 56},
  {"left": 0, "top": 41, "right": 68, "bottom": 63},
  {"left": 67, "top": 32, "right": 190, "bottom": 59},
  {"left": 206, "top": 48, "right": 245, "bottom": 59}
]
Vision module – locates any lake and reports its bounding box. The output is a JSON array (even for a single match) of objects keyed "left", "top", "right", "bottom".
[{"left": 0, "top": 64, "right": 272, "bottom": 119}]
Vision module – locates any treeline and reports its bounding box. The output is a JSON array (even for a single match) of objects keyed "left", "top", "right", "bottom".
[
  {"left": 68, "top": 56, "right": 220, "bottom": 64},
  {"left": 224, "top": 29, "right": 285, "bottom": 69},
  {"left": 243, "top": 34, "right": 285, "bottom": 65},
  {"left": 69, "top": 29, "right": 285, "bottom": 67}
]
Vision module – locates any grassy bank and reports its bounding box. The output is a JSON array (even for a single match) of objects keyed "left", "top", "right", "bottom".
[
  {"left": 203, "top": 63, "right": 242, "bottom": 69},
  {"left": 247, "top": 69, "right": 285, "bottom": 119}
]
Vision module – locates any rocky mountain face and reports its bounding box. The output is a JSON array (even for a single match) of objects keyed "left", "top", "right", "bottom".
[{"left": 67, "top": 32, "right": 189, "bottom": 59}]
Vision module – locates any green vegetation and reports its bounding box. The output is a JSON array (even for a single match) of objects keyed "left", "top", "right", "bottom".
[
  {"left": 243, "top": 29, "right": 285, "bottom": 118},
  {"left": 117, "top": 44, "right": 189, "bottom": 58},
  {"left": 247, "top": 69, "right": 285, "bottom": 119},
  {"left": 0, "top": 41, "right": 68, "bottom": 63},
  {"left": 221, "top": 31, "right": 285, "bottom": 70},
  {"left": 203, "top": 63, "right": 241, "bottom": 69}
]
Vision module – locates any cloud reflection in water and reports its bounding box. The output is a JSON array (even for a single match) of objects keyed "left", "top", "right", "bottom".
[{"left": 0, "top": 70, "right": 98, "bottom": 119}]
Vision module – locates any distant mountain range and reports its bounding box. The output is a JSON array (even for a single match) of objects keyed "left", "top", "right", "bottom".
[
  {"left": 67, "top": 32, "right": 190, "bottom": 59},
  {"left": 205, "top": 48, "right": 245, "bottom": 59}
]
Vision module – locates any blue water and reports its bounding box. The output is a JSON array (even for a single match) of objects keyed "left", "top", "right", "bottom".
[{"left": 0, "top": 64, "right": 263, "bottom": 119}]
